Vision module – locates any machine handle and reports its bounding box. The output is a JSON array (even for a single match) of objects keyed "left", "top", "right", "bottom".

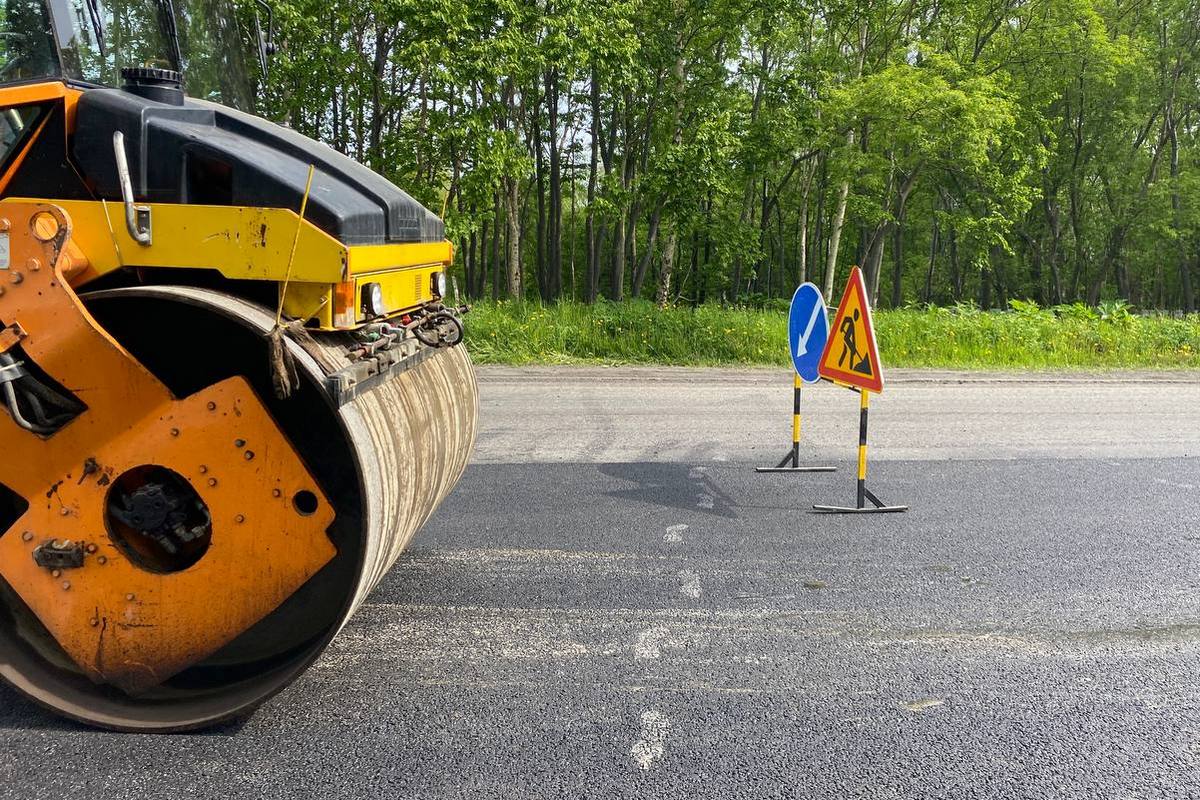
[
  {"left": 112, "top": 131, "right": 152, "bottom": 246},
  {"left": 253, "top": 0, "right": 277, "bottom": 81}
]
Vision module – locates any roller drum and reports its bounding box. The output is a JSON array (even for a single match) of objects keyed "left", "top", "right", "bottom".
[{"left": 0, "top": 286, "right": 477, "bottom": 730}]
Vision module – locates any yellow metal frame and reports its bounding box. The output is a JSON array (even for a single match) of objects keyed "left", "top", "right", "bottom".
[
  {"left": 0, "top": 198, "right": 453, "bottom": 329},
  {"left": 4, "top": 198, "right": 350, "bottom": 282}
]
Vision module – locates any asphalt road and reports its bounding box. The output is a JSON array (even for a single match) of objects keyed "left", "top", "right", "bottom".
[
  {"left": 474, "top": 366, "right": 1200, "bottom": 462},
  {"left": 2, "top": 368, "right": 1199, "bottom": 799}
]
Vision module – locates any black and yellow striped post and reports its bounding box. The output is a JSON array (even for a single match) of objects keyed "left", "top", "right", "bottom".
[
  {"left": 812, "top": 388, "right": 907, "bottom": 513},
  {"left": 855, "top": 388, "right": 869, "bottom": 507},
  {"left": 756, "top": 375, "right": 836, "bottom": 473}
]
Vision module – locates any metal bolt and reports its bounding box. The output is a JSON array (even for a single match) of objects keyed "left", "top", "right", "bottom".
[
  {"left": 170, "top": 428, "right": 180, "bottom": 437},
  {"left": 89, "top": 618, "right": 99, "bottom": 627},
  {"left": 272, "top": 489, "right": 282, "bottom": 498},
  {"left": 59, "top": 508, "right": 69, "bottom": 516},
  {"left": 97, "top": 556, "right": 107, "bottom": 565},
  {"left": 86, "top": 543, "right": 97, "bottom": 554},
  {"left": 207, "top": 402, "right": 217, "bottom": 411},
  {"left": 235, "top": 514, "right": 245, "bottom": 524},
  {"left": 126, "top": 593, "right": 135, "bottom": 601},
  {"left": 0, "top": 218, "right": 9, "bottom": 231},
  {"left": 235, "top": 439, "right": 246, "bottom": 448},
  {"left": 21, "top": 531, "right": 32, "bottom": 542},
  {"left": 61, "top": 581, "right": 70, "bottom": 590},
  {"left": 31, "top": 213, "right": 59, "bottom": 241},
  {"left": 199, "top": 465, "right": 208, "bottom": 474},
  {"left": 26, "top": 258, "right": 39, "bottom": 272},
  {"left": 51, "top": 569, "right": 61, "bottom": 578},
  {"left": 244, "top": 450, "right": 255, "bottom": 461},
  {"left": 208, "top": 478, "right": 217, "bottom": 487},
  {"left": 10, "top": 272, "right": 22, "bottom": 285}
]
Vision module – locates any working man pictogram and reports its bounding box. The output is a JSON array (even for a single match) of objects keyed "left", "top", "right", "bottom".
[{"left": 837, "top": 310, "right": 873, "bottom": 376}]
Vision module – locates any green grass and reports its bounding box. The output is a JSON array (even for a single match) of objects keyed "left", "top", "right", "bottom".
[{"left": 462, "top": 299, "right": 1200, "bottom": 370}]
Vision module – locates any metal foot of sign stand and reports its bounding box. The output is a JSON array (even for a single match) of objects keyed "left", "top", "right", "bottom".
[
  {"left": 756, "top": 376, "right": 836, "bottom": 473},
  {"left": 812, "top": 388, "right": 907, "bottom": 513}
]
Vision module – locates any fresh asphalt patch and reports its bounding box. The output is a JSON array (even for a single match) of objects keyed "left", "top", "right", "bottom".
[{"left": 2, "top": 457, "right": 1197, "bottom": 798}]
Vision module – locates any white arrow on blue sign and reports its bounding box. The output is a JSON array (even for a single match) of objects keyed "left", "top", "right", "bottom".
[{"left": 787, "top": 282, "right": 830, "bottom": 384}]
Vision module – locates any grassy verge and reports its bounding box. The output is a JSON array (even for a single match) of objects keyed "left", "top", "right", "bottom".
[{"left": 462, "top": 299, "right": 1200, "bottom": 370}]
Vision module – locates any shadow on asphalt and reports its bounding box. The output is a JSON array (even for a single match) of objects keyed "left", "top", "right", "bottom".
[{"left": 597, "top": 462, "right": 739, "bottom": 519}]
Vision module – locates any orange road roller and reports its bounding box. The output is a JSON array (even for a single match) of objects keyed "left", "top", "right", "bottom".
[{"left": 0, "top": 0, "right": 477, "bottom": 730}]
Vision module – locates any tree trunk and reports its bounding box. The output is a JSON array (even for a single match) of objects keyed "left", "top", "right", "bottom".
[
  {"left": 367, "top": 26, "right": 391, "bottom": 169},
  {"left": 585, "top": 70, "right": 601, "bottom": 303},
  {"left": 593, "top": 222, "right": 607, "bottom": 302},
  {"left": 607, "top": 96, "right": 628, "bottom": 301},
  {"left": 757, "top": 176, "right": 770, "bottom": 295},
  {"left": 863, "top": 221, "right": 888, "bottom": 303},
  {"left": 632, "top": 204, "right": 663, "bottom": 297},
  {"left": 991, "top": 244, "right": 1008, "bottom": 309},
  {"left": 948, "top": 225, "right": 961, "bottom": 301},
  {"left": 978, "top": 260, "right": 992, "bottom": 309},
  {"left": 533, "top": 98, "right": 548, "bottom": 301},
  {"left": 890, "top": 210, "right": 905, "bottom": 308},
  {"left": 1041, "top": 181, "right": 1064, "bottom": 304},
  {"left": 1168, "top": 106, "right": 1194, "bottom": 312},
  {"left": 505, "top": 176, "right": 521, "bottom": 298},
  {"left": 1068, "top": 184, "right": 1085, "bottom": 301},
  {"left": 609, "top": 216, "right": 626, "bottom": 300},
  {"left": 491, "top": 190, "right": 502, "bottom": 300},
  {"left": 797, "top": 165, "right": 813, "bottom": 286},
  {"left": 823, "top": 136, "right": 853, "bottom": 302},
  {"left": 656, "top": 223, "right": 679, "bottom": 307},
  {"left": 923, "top": 208, "right": 939, "bottom": 304},
  {"left": 467, "top": 227, "right": 478, "bottom": 299},
  {"left": 546, "top": 68, "right": 563, "bottom": 301}
]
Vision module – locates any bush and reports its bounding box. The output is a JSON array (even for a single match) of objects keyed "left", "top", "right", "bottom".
[{"left": 462, "top": 300, "right": 1200, "bottom": 369}]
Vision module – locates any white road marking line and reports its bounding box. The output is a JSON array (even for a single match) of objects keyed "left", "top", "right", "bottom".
[
  {"left": 630, "top": 709, "right": 669, "bottom": 771},
  {"left": 678, "top": 570, "right": 702, "bottom": 600},
  {"left": 1154, "top": 477, "right": 1196, "bottom": 489},
  {"left": 663, "top": 524, "right": 688, "bottom": 543},
  {"left": 904, "top": 698, "right": 945, "bottom": 712},
  {"left": 634, "top": 627, "right": 667, "bottom": 660}
]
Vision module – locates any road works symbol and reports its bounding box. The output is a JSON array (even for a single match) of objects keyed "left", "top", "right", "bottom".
[
  {"left": 812, "top": 267, "right": 906, "bottom": 514},
  {"left": 755, "top": 282, "right": 836, "bottom": 474},
  {"left": 818, "top": 266, "right": 883, "bottom": 394},
  {"left": 788, "top": 283, "right": 829, "bottom": 384}
]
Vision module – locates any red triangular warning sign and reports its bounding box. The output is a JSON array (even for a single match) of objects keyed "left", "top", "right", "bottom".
[{"left": 818, "top": 267, "right": 884, "bottom": 393}]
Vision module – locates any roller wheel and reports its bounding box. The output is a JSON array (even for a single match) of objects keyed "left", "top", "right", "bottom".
[{"left": 0, "top": 287, "right": 477, "bottom": 731}]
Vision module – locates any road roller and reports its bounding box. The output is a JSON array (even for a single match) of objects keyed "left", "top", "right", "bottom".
[{"left": 0, "top": 0, "right": 477, "bottom": 730}]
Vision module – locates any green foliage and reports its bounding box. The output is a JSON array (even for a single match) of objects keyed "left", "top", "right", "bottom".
[
  {"left": 254, "top": 0, "right": 1200, "bottom": 311},
  {"left": 464, "top": 301, "right": 1200, "bottom": 369}
]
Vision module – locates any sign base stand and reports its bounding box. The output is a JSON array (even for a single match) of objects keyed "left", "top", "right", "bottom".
[
  {"left": 755, "top": 449, "right": 836, "bottom": 473},
  {"left": 812, "top": 485, "right": 907, "bottom": 513},
  {"left": 811, "top": 388, "right": 907, "bottom": 513},
  {"left": 755, "top": 377, "right": 835, "bottom": 473}
]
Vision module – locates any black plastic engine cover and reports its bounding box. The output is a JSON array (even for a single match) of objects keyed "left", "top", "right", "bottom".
[{"left": 71, "top": 89, "right": 444, "bottom": 246}]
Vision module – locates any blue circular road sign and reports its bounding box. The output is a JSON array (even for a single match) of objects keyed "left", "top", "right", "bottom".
[{"left": 787, "top": 282, "right": 829, "bottom": 384}]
